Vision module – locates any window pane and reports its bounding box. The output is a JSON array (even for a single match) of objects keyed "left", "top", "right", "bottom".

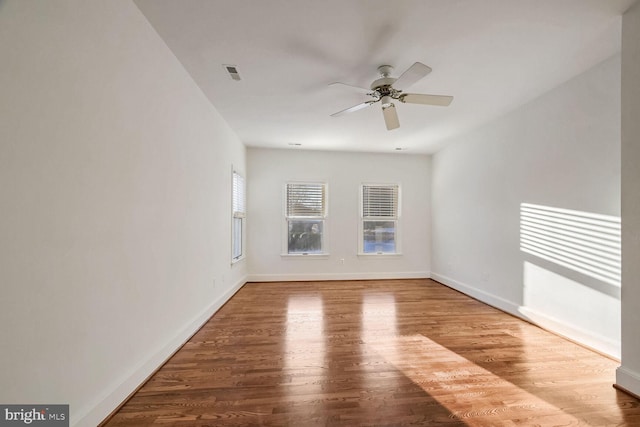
[
  {"left": 288, "top": 220, "right": 323, "bottom": 254},
  {"left": 363, "top": 220, "right": 396, "bottom": 253},
  {"left": 232, "top": 217, "right": 242, "bottom": 259}
]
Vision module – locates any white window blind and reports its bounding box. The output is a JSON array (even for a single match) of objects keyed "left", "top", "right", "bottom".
[
  {"left": 233, "top": 172, "right": 246, "bottom": 218},
  {"left": 286, "top": 183, "right": 326, "bottom": 217},
  {"left": 362, "top": 184, "right": 399, "bottom": 218}
]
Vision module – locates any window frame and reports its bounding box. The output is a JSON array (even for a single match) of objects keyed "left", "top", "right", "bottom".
[
  {"left": 231, "top": 169, "right": 246, "bottom": 264},
  {"left": 282, "top": 181, "right": 329, "bottom": 257},
  {"left": 358, "top": 183, "right": 401, "bottom": 256}
]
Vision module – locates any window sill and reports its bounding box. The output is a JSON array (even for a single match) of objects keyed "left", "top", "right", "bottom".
[
  {"left": 357, "top": 252, "right": 403, "bottom": 258},
  {"left": 231, "top": 255, "right": 245, "bottom": 265},
  {"left": 281, "top": 253, "right": 330, "bottom": 259}
]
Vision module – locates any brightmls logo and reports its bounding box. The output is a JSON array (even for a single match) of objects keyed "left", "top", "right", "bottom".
[
  {"left": 0, "top": 406, "right": 68, "bottom": 426},
  {"left": 4, "top": 409, "right": 45, "bottom": 424}
]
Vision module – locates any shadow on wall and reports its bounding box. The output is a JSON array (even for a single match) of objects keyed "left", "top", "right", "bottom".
[{"left": 518, "top": 202, "right": 621, "bottom": 356}]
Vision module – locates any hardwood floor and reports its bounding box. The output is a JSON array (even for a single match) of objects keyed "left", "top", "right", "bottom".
[{"left": 104, "top": 279, "right": 640, "bottom": 426}]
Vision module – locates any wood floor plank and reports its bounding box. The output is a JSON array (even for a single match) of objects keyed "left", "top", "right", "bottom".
[{"left": 103, "top": 279, "right": 640, "bottom": 426}]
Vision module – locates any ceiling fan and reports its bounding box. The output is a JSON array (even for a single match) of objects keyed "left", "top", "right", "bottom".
[{"left": 329, "top": 62, "right": 453, "bottom": 131}]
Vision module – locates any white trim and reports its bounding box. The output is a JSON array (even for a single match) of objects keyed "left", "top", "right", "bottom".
[
  {"left": 280, "top": 253, "right": 330, "bottom": 258},
  {"left": 616, "top": 366, "right": 640, "bottom": 397},
  {"left": 247, "top": 271, "right": 429, "bottom": 282},
  {"left": 231, "top": 254, "right": 246, "bottom": 265},
  {"left": 518, "top": 306, "right": 620, "bottom": 358},
  {"left": 357, "top": 252, "right": 403, "bottom": 257},
  {"left": 430, "top": 272, "right": 520, "bottom": 315},
  {"left": 75, "top": 277, "right": 247, "bottom": 427},
  {"left": 431, "top": 272, "right": 620, "bottom": 359}
]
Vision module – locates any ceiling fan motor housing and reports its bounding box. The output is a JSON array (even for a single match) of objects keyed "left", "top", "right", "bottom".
[
  {"left": 370, "top": 65, "right": 403, "bottom": 100},
  {"left": 370, "top": 77, "right": 396, "bottom": 91}
]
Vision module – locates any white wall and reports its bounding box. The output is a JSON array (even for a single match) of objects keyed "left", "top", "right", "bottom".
[
  {"left": 431, "top": 54, "right": 621, "bottom": 357},
  {"left": 247, "top": 148, "right": 430, "bottom": 281},
  {"left": 618, "top": 0, "right": 640, "bottom": 396},
  {"left": 0, "top": 1, "right": 246, "bottom": 425}
]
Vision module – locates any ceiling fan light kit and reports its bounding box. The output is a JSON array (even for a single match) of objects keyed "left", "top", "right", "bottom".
[
  {"left": 382, "top": 102, "right": 400, "bottom": 130},
  {"left": 330, "top": 62, "right": 454, "bottom": 131}
]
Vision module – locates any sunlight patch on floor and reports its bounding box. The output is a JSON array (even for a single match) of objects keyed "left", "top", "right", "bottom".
[{"left": 367, "top": 333, "right": 583, "bottom": 425}]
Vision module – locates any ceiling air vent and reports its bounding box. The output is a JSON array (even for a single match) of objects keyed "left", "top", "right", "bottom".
[{"left": 223, "top": 64, "right": 241, "bottom": 81}]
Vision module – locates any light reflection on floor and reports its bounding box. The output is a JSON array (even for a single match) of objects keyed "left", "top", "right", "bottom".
[
  {"left": 361, "top": 293, "right": 399, "bottom": 398},
  {"left": 285, "top": 295, "right": 325, "bottom": 388}
]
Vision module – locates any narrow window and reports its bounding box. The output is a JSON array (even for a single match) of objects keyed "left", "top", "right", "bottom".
[
  {"left": 232, "top": 171, "right": 246, "bottom": 262},
  {"left": 285, "top": 182, "right": 327, "bottom": 255},
  {"left": 361, "top": 184, "right": 400, "bottom": 254}
]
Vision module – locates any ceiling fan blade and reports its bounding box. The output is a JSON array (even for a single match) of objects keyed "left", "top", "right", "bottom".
[
  {"left": 328, "top": 82, "right": 371, "bottom": 94},
  {"left": 393, "top": 62, "right": 432, "bottom": 90},
  {"left": 400, "top": 93, "right": 453, "bottom": 106},
  {"left": 382, "top": 104, "right": 400, "bottom": 130},
  {"left": 330, "top": 100, "right": 375, "bottom": 117}
]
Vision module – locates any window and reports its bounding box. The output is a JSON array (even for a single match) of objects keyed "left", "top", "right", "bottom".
[
  {"left": 285, "top": 182, "right": 327, "bottom": 255},
  {"left": 232, "top": 171, "right": 245, "bottom": 262},
  {"left": 360, "top": 184, "right": 400, "bottom": 254}
]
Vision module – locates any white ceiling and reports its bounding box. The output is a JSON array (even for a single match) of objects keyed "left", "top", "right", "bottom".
[{"left": 134, "top": 0, "right": 634, "bottom": 154}]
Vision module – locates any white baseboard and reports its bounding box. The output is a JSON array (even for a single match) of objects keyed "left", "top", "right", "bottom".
[
  {"left": 75, "top": 276, "right": 247, "bottom": 427},
  {"left": 430, "top": 272, "right": 520, "bottom": 315},
  {"left": 246, "top": 271, "right": 430, "bottom": 282},
  {"left": 518, "top": 306, "right": 620, "bottom": 359},
  {"left": 616, "top": 366, "right": 640, "bottom": 397},
  {"left": 431, "top": 272, "right": 619, "bottom": 359}
]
